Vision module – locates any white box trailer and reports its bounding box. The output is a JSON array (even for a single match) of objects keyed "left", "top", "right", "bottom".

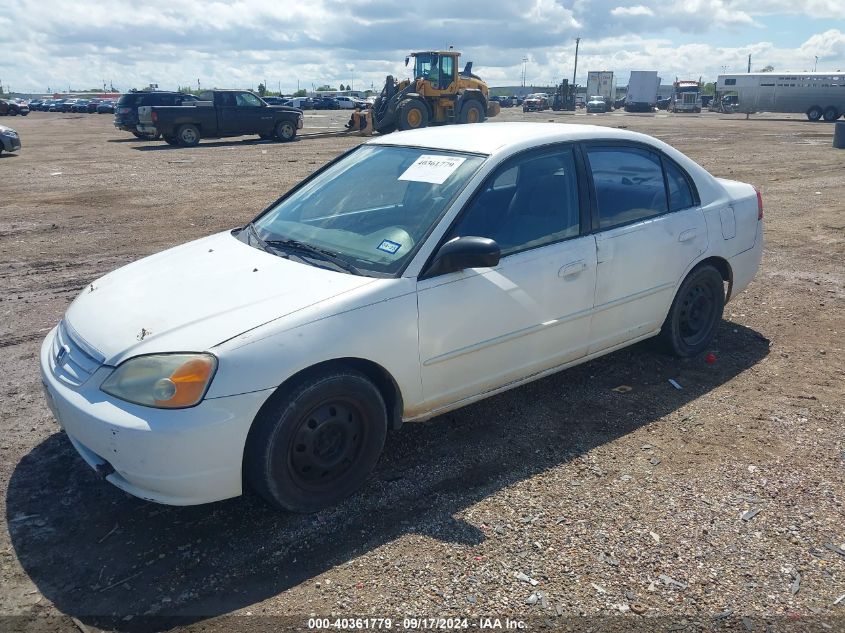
[
  {"left": 716, "top": 72, "right": 845, "bottom": 121},
  {"left": 625, "top": 71, "right": 661, "bottom": 112},
  {"left": 586, "top": 71, "right": 617, "bottom": 110}
]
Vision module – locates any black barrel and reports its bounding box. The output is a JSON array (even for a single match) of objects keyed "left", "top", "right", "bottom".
[{"left": 835, "top": 121, "right": 845, "bottom": 149}]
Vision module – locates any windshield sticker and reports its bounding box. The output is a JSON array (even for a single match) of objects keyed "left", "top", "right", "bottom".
[
  {"left": 399, "top": 155, "right": 467, "bottom": 185},
  {"left": 377, "top": 239, "right": 402, "bottom": 255}
]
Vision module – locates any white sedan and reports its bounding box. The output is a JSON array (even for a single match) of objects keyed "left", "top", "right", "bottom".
[{"left": 40, "top": 123, "right": 763, "bottom": 511}]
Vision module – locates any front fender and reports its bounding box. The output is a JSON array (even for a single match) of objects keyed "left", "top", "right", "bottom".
[{"left": 207, "top": 278, "right": 423, "bottom": 417}]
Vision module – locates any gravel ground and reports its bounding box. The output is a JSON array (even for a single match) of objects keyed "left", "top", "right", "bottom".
[{"left": 0, "top": 107, "right": 843, "bottom": 633}]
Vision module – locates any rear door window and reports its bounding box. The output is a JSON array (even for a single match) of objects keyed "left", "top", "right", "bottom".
[
  {"left": 663, "top": 159, "right": 696, "bottom": 211},
  {"left": 586, "top": 146, "right": 668, "bottom": 230}
]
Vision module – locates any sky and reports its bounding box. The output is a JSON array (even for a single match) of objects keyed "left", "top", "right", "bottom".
[{"left": 1, "top": 0, "right": 844, "bottom": 95}]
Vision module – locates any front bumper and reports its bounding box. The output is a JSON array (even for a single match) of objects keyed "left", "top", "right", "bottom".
[
  {"left": 39, "top": 326, "right": 272, "bottom": 505},
  {"left": 1, "top": 134, "right": 21, "bottom": 152}
]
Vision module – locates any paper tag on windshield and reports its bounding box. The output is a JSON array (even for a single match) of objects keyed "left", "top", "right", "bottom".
[{"left": 399, "top": 155, "right": 467, "bottom": 185}]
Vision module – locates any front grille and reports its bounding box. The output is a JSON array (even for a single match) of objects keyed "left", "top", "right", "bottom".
[{"left": 49, "top": 320, "right": 105, "bottom": 387}]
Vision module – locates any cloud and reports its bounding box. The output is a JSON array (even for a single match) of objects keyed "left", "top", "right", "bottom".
[
  {"left": 0, "top": 1, "right": 843, "bottom": 94},
  {"left": 610, "top": 6, "right": 654, "bottom": 17}
]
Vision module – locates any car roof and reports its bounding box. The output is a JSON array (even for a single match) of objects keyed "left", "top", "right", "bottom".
[{"left": 369, "top": 122, "right": 665, "bottom": 156}]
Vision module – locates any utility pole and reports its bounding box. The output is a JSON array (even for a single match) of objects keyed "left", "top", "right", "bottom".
[
  {"left": 572, "top": 37, "right": 580, "bottom": 88},
  {"left": 521, "top": 57, "right": 528, "bottom": 88},
  {"left": 747, "top": 54, "right": 751, "bottom": 73},
  {"left": 814, "top": 56, "right": 819, "bottom": 71}
]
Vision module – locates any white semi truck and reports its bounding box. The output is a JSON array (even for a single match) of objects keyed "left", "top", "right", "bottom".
[
  {"left": 625, "top": 71, "right": 661, "bottom": 112},
  {"left": 586, "top": 71, "right": 617, "bottom": 111}
]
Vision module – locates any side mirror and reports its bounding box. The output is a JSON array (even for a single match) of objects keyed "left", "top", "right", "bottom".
[
  {"left": 426, "top": 236, "right": 500, "bottom": 277},
  {"left": 405, "top": 57, "right": 410, "bottom": 67}
]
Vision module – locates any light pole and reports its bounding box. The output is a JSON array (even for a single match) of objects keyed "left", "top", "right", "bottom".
[
  {"left": 522, "top": 57, "right": 528, "bottom": 88},
  {"left": 814, "top": 56, "right": 819, "bottom": 71},
  {"left": 572, "top": 37, "right": 580, "bottom": 88}
]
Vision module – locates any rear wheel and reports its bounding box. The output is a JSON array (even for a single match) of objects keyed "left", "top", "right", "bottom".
[
  {"left": 177, "top": 124, "right": 201, "bottom": 147},
  {"left": 658, "top": 265, "right": 725, "bottom": 357},
  {"left": 163, "top": 135, "right": 179, "bottom": 146},
  {"left": 244, "top": 368, "right": 388, "bottom": 512},
  {"left": 806, "top": 105, "right": 823, "bottom": 121},
  {"left": 275, "top": 120, "right": 296, "bottom": 142},
  {"left": 397, "top": 99, "right": 429, "bottom": 131},
  {"left": 823, "top": 106, "right": 839, "bottom": 122}
]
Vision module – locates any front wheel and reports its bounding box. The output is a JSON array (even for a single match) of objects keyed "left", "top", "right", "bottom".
[
  {"left": 244, "top": 368, "right": 388, "bottom": 512},
  {"left": 397, "top": 98, "right": 429, "bottom": 131},
  {"left": 163, "top": 135, "right": 179, "bottom": 146},
  {"left": 177, "top": 124, "right": 201, "bottom": 147},
  {"left": 275, "top": 120, "right": 296, "bottom": 142},
  {"left": 807, "top": 106, "right": 823, "bottom": 122},
  {"left": 459, "top": 100, "right": 485, "bottom": 124},
  {"left": 658, "top": 265, "right": 725, "bottom": 357}
]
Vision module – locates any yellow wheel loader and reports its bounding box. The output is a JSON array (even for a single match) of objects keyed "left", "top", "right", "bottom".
[{"left": 372, "top": 50, "right": 501, "bottom": 134}]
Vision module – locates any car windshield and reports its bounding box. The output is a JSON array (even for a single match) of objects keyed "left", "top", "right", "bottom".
[{"left": 249, "top": 144, "right": 485, "bottom": 276}]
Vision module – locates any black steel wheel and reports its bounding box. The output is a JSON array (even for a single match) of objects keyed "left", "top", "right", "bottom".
[
  {"left": 658, "top": 264, "right": 725, "bottom": 357},
  {"left": 245, "top": 367, "right": 388, "bottom": 512},
  {"left": 806, "top": 105, "right": 823, "bottom": 122},
  {"left": 823, "top": 106, "right": 839, "bottom": 122}
]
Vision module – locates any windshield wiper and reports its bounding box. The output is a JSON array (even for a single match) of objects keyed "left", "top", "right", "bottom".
[{"left": 265, "top": 238, "right": 364, "bottom": 276}]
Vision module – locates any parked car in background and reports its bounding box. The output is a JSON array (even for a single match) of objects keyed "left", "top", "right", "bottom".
[
  {"left": 71, "top": 100, "right": 91, "bottom": 113},
  {"left": 0, "top": 124, "right": 21, "bottom": 154},
  {"left": 59, "top": 99, "right": 80, "bottom": 112},
  {"left": 138, "top": 89, "right": 303, "bottom": 146},
  {"left": 522, "top": 94, "right": 548, "bottom": 112},
  {"left": 87, "top": 99, "right": 104, "bottom": 113},
  {"left": 586, "top": 95, "right": 608, "bottom": 113},
  {"left": 115, "top": 91, "right": 199, "bottom": 139},
  {"left": 0, "top": 99, "right": 29, "bottom": 116},
  {"left": 28, "top": 99, "right": 44, "bottom": 111},
  {"left": 48, "top": 100, "right": 67, "bottom": 112},
  {"left": 96, "top": 100, "right": 116, "bottom": 114},
  {"left": 287, "top": 97, "right": 314, "bottom": 110},
  {"left": 39, "top": 122, "right": 763, "bottom": 511},
  {"left": 334, "top": 96, "right": 359, "bottom": 109},
  {"left": 657, "top": 98, "right": 671, "bottom": 110},
  {"left": 313, "top": 96, "right": 340, "bottom": 110},
  {"left": 262, "top": 97, "right": 287, "bottom": 106}
]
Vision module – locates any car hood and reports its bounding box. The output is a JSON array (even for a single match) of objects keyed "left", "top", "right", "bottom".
[{"left": 64, "top": 231, "right": 377, "bottom": 364}]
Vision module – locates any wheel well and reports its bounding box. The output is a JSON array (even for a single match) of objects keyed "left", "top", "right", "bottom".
[
  {"left": 259, "top": 358, "right": 404, "bottom": 431},
  {"left": 694, "top": 256, "right": 733, "bottom": 301}
]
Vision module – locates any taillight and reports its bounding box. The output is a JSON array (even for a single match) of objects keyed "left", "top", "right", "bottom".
[
  {"left": 754, "top": 186, "right": 764, "bottom": 220},
  {"left": 151, "top": 111, "right": 158, "bottom": 123},
  {"left": 118, "top": 107, "right": 131, "bottom": 114}
]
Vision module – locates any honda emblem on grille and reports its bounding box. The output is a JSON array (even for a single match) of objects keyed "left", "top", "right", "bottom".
[{"left": 56, "top": 344, "right": 70, "bottom": 365}]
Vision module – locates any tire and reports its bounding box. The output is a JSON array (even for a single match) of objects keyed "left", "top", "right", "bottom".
[
  {"left": 244, "top": 367, "right": 388, "bottom": 512},
  {"left": 275, "top": 120, "right": 296, "bottom": 142},
  {"left": 658, "top": 264, "right": 725, "bottom": 357},
  {"left": 823, "top": 106, "right": 839, "bottom": 122},
  {"left": 459, "top": 100, "right": 485, "bottom": 124},
  {"left": 177, "top": 124, "right": 200, "bottom": 147},
  {"left": 131, "top": 131, "right": 145, "bottom": 138},
  {"left": 397, "top": 98, "right": 429, "bottom": 131},
  {"left": 806, "top": 106, "right": 823, "bottom": 122},
  {"left": 163, "top": 136, "right": 179, "bottom": 146}
]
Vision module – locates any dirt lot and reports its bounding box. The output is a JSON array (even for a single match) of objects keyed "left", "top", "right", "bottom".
[{"left": 1, "top": 107, "right": 843, "bottom": 632}]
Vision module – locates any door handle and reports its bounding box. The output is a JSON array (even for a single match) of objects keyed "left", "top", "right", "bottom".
[
  {"left": 559, "top": 261, "right": 587, "bottom": 278},
  {"left": 678, "top": 229, "right": 698, "bottom": 243}
]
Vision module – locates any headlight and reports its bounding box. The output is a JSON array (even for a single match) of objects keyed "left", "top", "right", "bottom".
[{"left": 101, "top": 353, "right": 217, "bottom": 409}]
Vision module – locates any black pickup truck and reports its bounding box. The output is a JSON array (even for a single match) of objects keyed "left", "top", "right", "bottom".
[{"left": 137, "top": 90, "right": 303, "bottom": 146}]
